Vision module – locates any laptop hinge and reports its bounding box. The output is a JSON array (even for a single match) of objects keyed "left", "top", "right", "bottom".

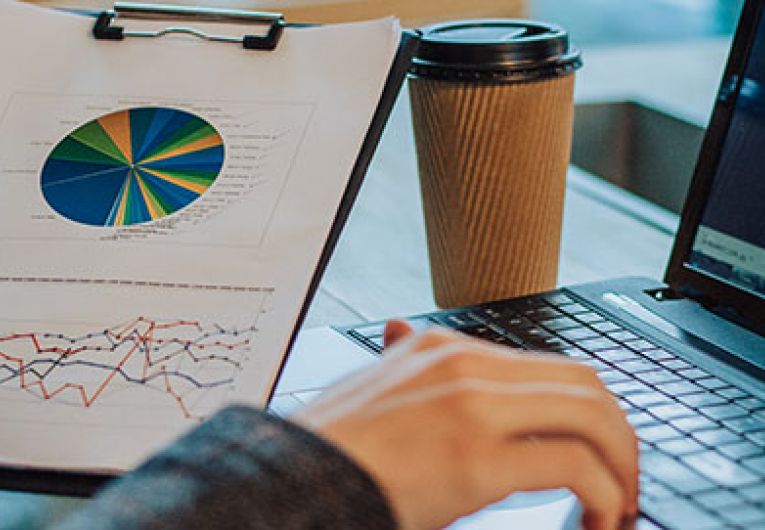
[
  {"left": 646, "top": 285, "right": 723, "bottom": 308},
  {"left": 644, "top": 287, "right": 686, "bottom": 302},
  {"left": 647, "top": 286, "right": 765, "bottom": 337}
]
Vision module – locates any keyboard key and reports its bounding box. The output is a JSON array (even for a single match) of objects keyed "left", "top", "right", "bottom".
[
  {"left": 597, "top": 348, "right": 639, "bottom": 363},
  {"left": 628, "top": 392, "right": 674, "bottom": 408},
  {"left": 657, "top": 438, "right": 706, "bottom": 456},
  {"left": 525, "top": 306, "right": 562, "bottom": 321},
  {"left": 677, "top": 368, "right": 711, "bottom": 381},
  {"left": 682, "top": 451, "right": 760, "bottom": 487},
  {"left": 670, "top": 415, "right": 718, "bottom": 433},
  {"left": 599, "top": 369, "right": 631, "bottom": 384},
  {"left": 619, "top": 360, "right": 661, "bottom": 374},
  {"left": 650, "top": 403, "right": 696, "bottom": 421},
  {"left": 715, "top": 387, "right": 749, "bottom": 400},
  {"left": 526, "top": 335, "right": 570, "bottom": 352},
  {"left": 636, "top": 370, "right": 682, "bottom": 385},
  {"left": 641, "top": 494, "right": 720, "bottom": 529},
  {"left": 575, "top": 312, "right": 606, "bottom": 323},
  {"left": 693, "top": 429, "right": 743, "bottom": 446},
  {"left": 537, "top": 336, "right": 573, "bottom": 351},
  {"left": 642, "top": 349, "right": 676, "bottom": 362},
  {"left": 479, "top": 306, "right": 504, "bottom": 319},
  {"left": 717, "top": 503, "right": 765, "bottom": 525},
  {"left": 641, "top": 451, "right": 716, "bottom": 494},
  {"left": 736, "top": 397, "right": 765, "bottom": 411},
  {"left": 458, "top": 325, "right": 505, "bottom": 342},
  {"left": 562, "top": 347, "right": 591, "bottom": 359},
  {"left": 609, "top": 380, "right": 652, "bottom": 396},
  {"left": 591, "top": 321, "right": 621, "bottom": 333},
  {"left": 638, "top": 424, "right": 684, "bottom": 443},
  {"left": 659, "top": 381, "right": 704, "bottom": 396},
  {"left": 628, "top": 412, "right": 661, "bottom": 428},
  {"left": 514, "top": 297, "right": 546, "bottom": 310},
  {"left": 625, "top": 339, "right": 660, "bottom": 351},
  {"left": 697, "top": 378, "right": 731, "bottom": 391},
  {"left": 695, "top": 489, "right": 743, "bottom": 510},
  {"left": 559, "top": 303, "right": 589, "bottom": 315},
  {"left": 518, "top": 326, "right": 554, "bottom": 340},
  {"left": 534, "top": 338, "right": 571, "bottom": 352},
  {"left": 661, "top": 359, "right": 692, "bottom": 371},
  {"left": 717, "top": 441, "right": 763, "bottom": 460},
  {"left": 739, "top": 484, "right": 765, "bottom": 504},
  {"left": 492, "top": 335, "right": 524, "bottom": 348},
  {"left": 500, "top": 314, "right": 535, "bottom": 328},
  {"left": 745, "top": 430, "right": 765, "bottom": 446},
  {"left": 608, "top": 330, "right": 639, "bottom": 342},
  {"left": 640, "top": 480, "right": 676, "bottom": 500},
  {"left": 578, "top": 337, "right": 619, "bottom": 351},
  {"left": 557, "top": 327, "right": 600, "bottom": 341},
  {"left": 699, "top": 404, "right": 748, "bottom": 421},
  {"left": 743, "top": 455, "right": 765, "bottom": 475},
  {"left": 539, "top": 316, "right": 580, "bottom": 331},
  {"left": 439, "top": 313, "right": 481, "bottom": 328},
  {"left": 678, "top": 393, "right": 728, "bottom": 408},
  {"left": 721, "top": 416, "right": 765, "bottom": 435},
  {"left": 581, "top": 359, "right": 610, "bottom": 372}
]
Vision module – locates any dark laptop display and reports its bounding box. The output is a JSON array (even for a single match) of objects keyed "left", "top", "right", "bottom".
[
  {"left": 666, "top": 0, "right": 765, "bottom": 331},
  {"left": 689, "top": 10, "right": 765, "bottom": 300}
]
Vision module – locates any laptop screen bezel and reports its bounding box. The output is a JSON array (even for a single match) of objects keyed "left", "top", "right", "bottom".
[{"left": 665, "top": 0, "right": 765, "bottom": 332}]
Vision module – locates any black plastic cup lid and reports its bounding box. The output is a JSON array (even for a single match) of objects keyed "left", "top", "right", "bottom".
[{"left": 410, "top": 19, "right": 582, "bottom": 83}]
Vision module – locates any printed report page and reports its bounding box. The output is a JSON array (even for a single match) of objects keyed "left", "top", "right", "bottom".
[{"left": 0, "top": 0, "right": 400, "bottom": 472}]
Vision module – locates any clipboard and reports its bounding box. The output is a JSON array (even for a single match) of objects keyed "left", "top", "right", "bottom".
[{"left": 0, "top": 2, "right": 420, "bottom": 497}]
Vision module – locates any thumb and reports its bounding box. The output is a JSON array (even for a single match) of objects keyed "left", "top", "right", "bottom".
[{"left": 383, "top": 319, "right": 415, "bottom": 349}]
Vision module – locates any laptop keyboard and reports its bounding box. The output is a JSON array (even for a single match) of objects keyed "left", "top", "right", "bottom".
[{"left": 344, "top": 290, "right": 765, "bottom": 530}]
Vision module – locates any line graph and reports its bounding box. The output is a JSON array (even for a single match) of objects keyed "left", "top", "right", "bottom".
[
  {"left": 0, "top": 317, "right": 257, "bottom": 420},
  {"left": 0, "top": 280, "right": 281, "bottom": 470}
]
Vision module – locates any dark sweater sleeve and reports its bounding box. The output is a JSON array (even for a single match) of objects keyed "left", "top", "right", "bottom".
[{"left": 52, "top": 405, "right": 397, "bottom": 530}]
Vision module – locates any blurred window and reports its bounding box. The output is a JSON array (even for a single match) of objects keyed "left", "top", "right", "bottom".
[{"left": 530, "top": 0, "right": 743, "bottom": 45}]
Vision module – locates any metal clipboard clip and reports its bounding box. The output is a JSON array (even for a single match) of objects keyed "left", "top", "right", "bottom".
[{"left": 93, "top": 2, "right": 286, "bottom": 50}]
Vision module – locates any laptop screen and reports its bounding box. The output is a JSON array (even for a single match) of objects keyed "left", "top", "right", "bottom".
[{"left": 686, "top": 12, "right": 765, "bottom": 301}]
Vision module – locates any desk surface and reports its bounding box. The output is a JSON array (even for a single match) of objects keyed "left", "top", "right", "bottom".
[{"left": 0, "top": 5, "right": 733, "bottom": 526}]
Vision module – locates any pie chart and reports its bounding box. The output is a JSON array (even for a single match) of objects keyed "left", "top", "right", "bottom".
[{"left": 40, "top": 107, "right": 225, "bottom": 227}]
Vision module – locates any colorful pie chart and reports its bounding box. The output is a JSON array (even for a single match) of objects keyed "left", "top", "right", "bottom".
[{"left": 41, "top": 107, "right": 224, "bottom": 227}]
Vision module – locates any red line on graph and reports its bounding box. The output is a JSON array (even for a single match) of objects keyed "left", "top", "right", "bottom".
[{"left": 0, "top": 317, "right": 251, "bottom": 419}]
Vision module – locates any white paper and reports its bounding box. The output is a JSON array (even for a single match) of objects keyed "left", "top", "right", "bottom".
[{"left": 0, "top": 0, "right": 400, "bottom": 472}]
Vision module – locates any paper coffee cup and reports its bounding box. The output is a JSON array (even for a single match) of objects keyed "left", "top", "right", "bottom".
[{"left": 408, "top": 20, "right": 582, "bottom": 308}]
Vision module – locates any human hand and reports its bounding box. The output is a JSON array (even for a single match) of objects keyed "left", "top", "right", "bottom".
[{"left": 290, "top": 321, "right": 638, "bottom": 530}]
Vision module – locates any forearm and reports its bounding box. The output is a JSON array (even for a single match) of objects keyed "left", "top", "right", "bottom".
[{"left": 52, "top": 406, "right": 396, "bottom": 530}]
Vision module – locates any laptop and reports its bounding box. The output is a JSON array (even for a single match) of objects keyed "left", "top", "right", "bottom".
[{"left": 274, "top": 1, "right": 765, "bottom": 529}]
